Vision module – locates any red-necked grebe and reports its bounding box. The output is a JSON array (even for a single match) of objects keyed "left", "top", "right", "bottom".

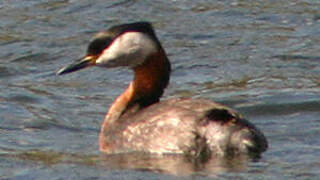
[{"left": 57, "top": 22, "right": 268, "bottom": 158}]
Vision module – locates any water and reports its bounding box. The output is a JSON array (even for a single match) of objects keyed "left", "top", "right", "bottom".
[{"left": 1, "top": 0, "right": 320, "bottom": 179}]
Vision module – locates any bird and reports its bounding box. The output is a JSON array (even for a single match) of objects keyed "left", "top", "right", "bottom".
[{"left": 57, "top": 22, "right": 268, "bottom": 159}]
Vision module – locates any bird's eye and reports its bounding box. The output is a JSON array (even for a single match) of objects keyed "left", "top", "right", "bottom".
[{"left": 87, "top": 36, "right": 113, "bottom": 56}]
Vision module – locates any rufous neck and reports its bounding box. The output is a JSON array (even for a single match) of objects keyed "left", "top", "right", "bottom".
[
  {"left": 106, "top": 49, "right": 171, "bottom": 122},
  {"left": 131, "top": 49, "right": 170, "bottom": 107}
]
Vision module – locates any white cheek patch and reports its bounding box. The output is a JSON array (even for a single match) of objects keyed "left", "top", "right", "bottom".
[{"left": 96, "top": 32, "right": 158, "bottom": 68}]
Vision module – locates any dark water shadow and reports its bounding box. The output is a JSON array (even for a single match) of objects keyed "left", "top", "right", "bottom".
[
  {"left": 238, "top": 99, "right": 320, "bottom": 117},
  {"left": 105, "top": 0, "right": 137, "bottom": 9},
  {"left": 272, "top": 55, "right": 320, "bottom": 61}
]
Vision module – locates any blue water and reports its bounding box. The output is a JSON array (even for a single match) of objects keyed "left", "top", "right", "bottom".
[{"left": 1, "top": 1, "right": 320, "bottom": 179}]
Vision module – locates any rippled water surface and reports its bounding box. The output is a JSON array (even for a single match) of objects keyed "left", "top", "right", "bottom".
[{"left": 1, "top": 0, "right": 320, "bottom": 179}]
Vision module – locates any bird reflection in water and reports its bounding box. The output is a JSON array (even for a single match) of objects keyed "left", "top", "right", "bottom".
[{"left": 99, "top": 152, "right": 258, "bottom": 176}]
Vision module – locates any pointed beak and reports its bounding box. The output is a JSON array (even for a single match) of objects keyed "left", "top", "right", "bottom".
[{"left": 56, "top": 56, "right": 96, "bottom": 75}]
